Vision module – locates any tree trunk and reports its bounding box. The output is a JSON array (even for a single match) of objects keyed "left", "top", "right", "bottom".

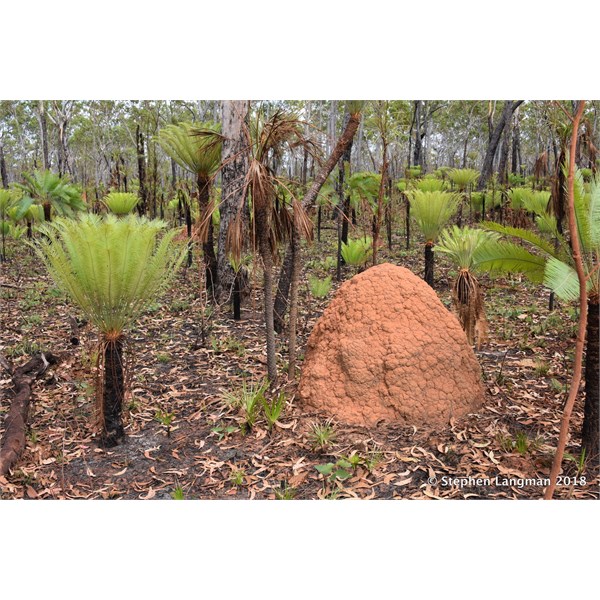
[
  {"left": 478, "top": 101, "right": 523, "bottom": 191},
  {"left": 37, "top": 101, "right": 50, "bottom": 171},
  {"left": 217, "top": 100, "right": 249, "bottom": 303},
  {"left": 582, "top": 298, "right": 599, "bottom": 469},
  {"left": 136, "top": 125, "right": 148, "bottom": 216},
  {"left": 198, "top": 175, "right": 217, "bottom": 291},
  {"left": 273, "top": 109, "right": 361, "bottom": 332},
  {"left": 424, "top": 243, "right": 434, "bottom": 287},
  {"left": 287, "top": 225, "right": 301, "bottom": 378},
  {"left": 257, "top": 208, "right": 278, "bottom": 384},
  {"left": 0, "top": 144, "right": 8, "bottom": 188},
  {"left": 101, "top": 338, "right": 125, "bottom": 447},
  {"left": 405, "top": 194, "right": 411, "bottom": 250},
  {"left": 184, "top": 194, "right": 193, "bottom": 268},
  {"left": 498, "top": 116, "right": 512, "bottom": 185},
  {"left": 233, "top": 272, "right": 242, "bottom": 320}
]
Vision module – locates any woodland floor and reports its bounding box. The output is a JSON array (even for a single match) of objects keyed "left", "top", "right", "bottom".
[{"left": 1, "top": 219, "right": 599, "bottom": 500}]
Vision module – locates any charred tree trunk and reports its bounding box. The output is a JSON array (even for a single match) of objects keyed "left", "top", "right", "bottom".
[
  {"left": 287, "top": 224, "right": 301, "bottom": 378},
  {"left": 136, "top": 125, "right": 148, "bottom": 216},
  {"left": 424, "top": 243, "right": 434, "bottom": 287},
  {"left": 274, "top": 109, "right": 361, "bottom": 332},
  {"left": 217, "top": 100, "right": 249, "bottom": 304},
  {"left": 198, "top": 175, "right": 217, "bottom": 292},
  {"left": 582, "top": 298, "right": 599, "bottom": 469},
  {"left": 184, "top": 195, "right": 193, "bottom": 267},
  {"left": 101, "top": 338, "right": 125, "bottom": 447},
  {"left": 478, "top": 101, "right": 523, "bottom": 191},
  {"left": 405, "top": 194, "right": 411, "bottom": 250},
  {"left": 0, "top": 144, "right": 8, "bottom": 188},
  {"left": 498, "top": 117, "right": 512, "bottom": 185}
]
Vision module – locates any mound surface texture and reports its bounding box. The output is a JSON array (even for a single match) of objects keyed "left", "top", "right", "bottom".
[{"left": 299, "top": 263, "right": 485, "bottom": 427}]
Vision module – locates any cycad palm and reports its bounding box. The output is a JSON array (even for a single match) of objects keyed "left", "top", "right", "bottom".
[
  {"left": 15, "top": 170, "right": 85, "bottom": 222},
  {"left": 436, "top": 226, "right": 499, "bottom": 346},
  {"left": 103, "top": 191, "right": 139, "bottom": 215},
  {"left": 158, "top": 122, "right": 222, "bottom": 289},
  {"left": 477, "top": 168, "right": 599, "bottom": 463},
  {"left": 406, "top": 189, "right": 459, "bottom": 286},
  {"left": 35, "top": 214, "right": 185, "bottom": 446}
]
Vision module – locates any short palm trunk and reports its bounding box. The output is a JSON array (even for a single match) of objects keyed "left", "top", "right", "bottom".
[
  {"left": 101, "top": 338, "right": 125, "bottom": 447},
  {"left": 424, "top": 243, "right": 434, "bottom": 287},
  {"left": 583, "top": 299, "right": 599, "bottom": 468}
]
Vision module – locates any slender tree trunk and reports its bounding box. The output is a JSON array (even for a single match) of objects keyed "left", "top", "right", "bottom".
[
  {"left": 372, "top": 140, "right": 388, "bottom": 266},
  {"left": 0, "top": 144, "right": 8, "bottom": 188},
  {"left": 498, "top": 117, "right": 512, "bottom": 185},
  {"left": 424, "top": 243, "right": 434, "bottom": 287},
  {"left": 257, "top": 208, "right": 278, "bottom": 384},
  {"left": 217, "top": 100, "right": 249, "bottom": 303},
  {"left": 184, "top": 194, "right": 193, "bottom": 268},
  {"left": 233, "top": 271, "right": 242, "bottom": 320},
  {"left": 273, "top": 108, "right": 362, "bottom": 332},
  {"left": 405, "top": 194, "right": 411, "bottom": 250},
  {"left": 478, "top": 101, "right": 523, "bottom": 191},
  {"left": 198, "top": 175, "right": 217, "bottom": 291},
  {"left": 136, "top": 125, "right": 148, "bottom": 215},
  {"left": 287, "top": 225, "right": 301, "bottom": 378},
  {"left": 545, "top": 101, "right": 587, "bottom": 499},
  {"left": 102, "top": 338, "right": 125, "bottom": 447},
  {"left": 37, "top": 101, "right": 49, "bottom": 171},
  {"left": 582, "top": 298, "right": 599, "bottom": 468}
]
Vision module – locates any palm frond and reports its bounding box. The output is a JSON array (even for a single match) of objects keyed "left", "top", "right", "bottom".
[
  {"left": 543, "top": 256, "right": 582, "bottom": 302},
  {"left": 481, "top": 221, "right": 559, "bottom": 258},
  {"left": 34, "top": 214, "right": 185, "bottom": 335},
  {"left": 157, "top": 122, "right": 222, "bottom": 178},
  {"left": 103, "top": 192, "right": 139, "bottom": 215},
  {"left": 406, "top": 190, "right": 459, "bottom": 243},
  {"left": 448, "top": 168, "right": 479, "bottom": 190},
  {"left": 436, "top": 225, "right": 499, "bottom": 270},
  {"left": 473, "top": 238, "right": 547, "bottom": 283}
]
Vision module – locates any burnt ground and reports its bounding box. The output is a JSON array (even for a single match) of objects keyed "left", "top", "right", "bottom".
[{"left": 1, "top": 222, "right": 598, "bottom": 500}]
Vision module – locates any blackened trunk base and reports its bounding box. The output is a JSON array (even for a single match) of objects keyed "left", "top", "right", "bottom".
[
  {"left": 582, "top": 300, "right": 599, "bottom": 470},
  {"left": 102, "top": 339, "right": 125, "bottom": 447},
  {"left": 424, "top": 244, "right": 434, "bottom": 287}
]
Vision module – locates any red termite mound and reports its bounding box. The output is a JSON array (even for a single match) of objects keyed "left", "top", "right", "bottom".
[{"left": 298, "top": 263, "right": 485, "bottom": 427}]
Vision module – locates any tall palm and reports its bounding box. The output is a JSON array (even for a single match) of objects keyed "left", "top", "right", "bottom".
[
  {"left": 34, "top": 214, "right": 185, "bottom": 446},
  {"left": 406, "top": 189, "right": 460, "bottom": 286},
  {"left": 436, "top": 225, "right": 499, "bottom": 346},
  {"left": 476, "top": 168, "right": 599, "bottom": 464},
  {"left": 15, "top": 170, "right": 86, "bottom": 222},
  {"left": 228, "top": 109, "right": 313, "bottom": 384},
  {"left": 158, "top": 122, "right": 222, "bottom": 290}
]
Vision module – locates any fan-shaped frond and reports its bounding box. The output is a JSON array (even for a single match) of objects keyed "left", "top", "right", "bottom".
[
  {"left": 448, "top": 168, "right": 479, "bottom": 190},
  {"left": 436, "top": 225, "right": 500, "bottom": 270},
  {"left": 406, "top": 190, "right": 459, "bottom": 243},
  {"left": 481, "top": 221, "right": 559, "bottom": 258},
  {"left": 103, "top": 192, "right": 139, "bottom": 215},
  {"left": 34, "top": 214, "right": 186, "bottom": 335},
  {"left": 158, "top": 122, "right": 222, "bottom": 178},
  {"left": 473, "top": 238, "right": 547, "bottom": 283}
]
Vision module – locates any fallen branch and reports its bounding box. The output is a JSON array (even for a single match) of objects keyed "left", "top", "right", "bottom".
[{"left": 0, "top": 351, "right": 58, "bottom": 476}]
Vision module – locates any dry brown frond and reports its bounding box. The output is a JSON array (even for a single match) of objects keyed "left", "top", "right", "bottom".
[{"left": 452, "top": 270, "right": 488, "bottom": 348}]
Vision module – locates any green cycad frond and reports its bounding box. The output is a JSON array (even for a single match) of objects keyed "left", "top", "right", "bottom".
[
  {"left": 103, "top": 192, "right": 139, "bottom": 215},
  {"left": 436, "top": 226, "right": 499, "bottom": 270},
  {"left": 481, "top": 221, "right": 560, "bottom": 259},
  {"left": 15, "top": 170, "right": 86, "bottom": 216},
  {"left": 158, "top": 122, "right": 222, "bottom": 178},
  {"left": 348, "top": 171, "right": 381, "bottom": 209},
  {"left": 417, "top": 177, "right": 446, "bottom": 192},
  {"left": 521, "top": 190, "right": 551, "bottom": 216},
  {"left": 589, "top": 176, "right": 600, "bottom": 248},
  {"left": 406, "top": 190, "right": 459, "bottom": 243},
  {"left": 448, "top": 168, "right": 479, "bottom": 190},
  {"left": 507, "top": 187, "right": 531, "bottom": 210},
  {"left": 473, "top": 238, "right": 547, "bottom": 283},
  {"left": 34, "top": 214, "right": 185, "bottom": 335},
  {"left": 543, "top": 257, "right": 584, "bottom": 302}
]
